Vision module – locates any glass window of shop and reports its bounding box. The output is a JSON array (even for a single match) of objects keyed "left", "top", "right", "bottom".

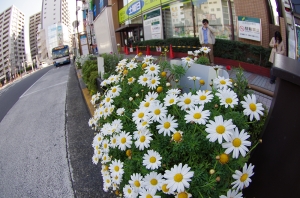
[{"left": 162, "top": 0, "right": 236, "bottom": 40}]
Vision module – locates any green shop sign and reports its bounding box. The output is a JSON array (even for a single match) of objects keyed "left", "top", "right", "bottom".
[{"left": 119, "top": 0, "right": 173, "bottom": 24}]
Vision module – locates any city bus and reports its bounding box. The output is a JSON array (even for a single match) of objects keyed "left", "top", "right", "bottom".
[{"left": 52, "top": 45, "right": 71, "bottom": 67}]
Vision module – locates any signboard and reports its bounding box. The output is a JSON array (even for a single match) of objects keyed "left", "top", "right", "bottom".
[
  {"left": 80, "top": 34, "right": 88, "bottom": 45},
  {"left": 237, "top": 16, "right": 261, "bottom": 41},
  {"left": 296, "top": 25, "right": 300, "bottom": 60},
  {"left": 143, "top": 9, "right": 162, "bottom": 40}
]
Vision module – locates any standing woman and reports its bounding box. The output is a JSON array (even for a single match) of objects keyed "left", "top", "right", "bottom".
[{"left": 269, "top": 31, "right": 285, "bottom": 84}]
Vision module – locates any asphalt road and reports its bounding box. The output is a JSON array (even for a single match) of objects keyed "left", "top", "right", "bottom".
[
  {"left": 0, "top": 67, "right": 53, "bottom": 123},
  {"left": 0, "top": 64, "right": 116, "bottom": 198}
]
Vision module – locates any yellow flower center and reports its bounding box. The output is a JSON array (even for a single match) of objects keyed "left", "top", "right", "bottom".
[
  {"left": 164, "top": 122, "right": 170, "bottom": 129},
  {"left": 161, "top": 71, "right": 167, "bottom": 77},
  {"left": 138, "top": 112, "right": 144, "bottom": 118},
  {"left": 184, "top": 98, "right": 191, "bottom": 104},
  {"left": 144, "top": 102, "right": 150, "bottom": 107},
  {"left": 240, "top": 173, "right": 248, "bottom": 182},
  {"left": 104, "top": 165, "right": 109, "bottom": 171},
  {"left": 220, "top": 80, "right": 226, "bottom": 85},
  {"left": 142, "top": 121, "right": 147, "bottom": 126},
  {"left": 150, "top": 66, "right": 155, "bottom": 71},
  {"left": 97, "top": 150, "right": 101, "bottom": 155},
  {"left": 174, "top": 173, "right": 183, "bottom": 182},
  {"left": 157, "top": 86, "right": 163, "bottom": 93},
  {"left": 127, "top": 188, "right": 132, "bottom": 193},
  {"left": 112, "top": 138, "right": 116, "bottom": 143},
  {"left": 121, "top": 137, "right": 126, "bottom": 144},
  {"left": 114, "top": 166, "right": 119, "bottom": 172},
  {"left": 169, "top": 99, "right": 174, "bottom": 104},
  {"left": 193, "top": 113, "right": 202, "bottom": 119},
  {"left": 178, "top": 192, "right": 188, "bottom": 198},
  {"left": 134, "top": 180, "right": 140, "bottom": 187},
  {"left": 150, "top": 179, "right": 158, "bottom": 185},
  {"left": 186, "top": 57, "right": 190, "bottom": 61},
  {"left": 142, "top": 63, "right": 147, "bottom": 68},
  {"left": 151, "top": 79, "right": 156, "bottom": 84},
  {"left": 106, "top": 98, "right": 110, "bottom": 102},
  {"left": 150, "top": 156, "right": 156, "bottom": 163},
  {"left": 103, "top": 156, "right": 107, "bottom": 160},
  {"left": 219, "top": 153, "right": 229, "bottom": 164},
  {"left": 98, "top": 137, "right": 102, "bottom": 141},
  {"left": 140, "top": 135, "right": 146, "bottom": 142},
  {"left": 112, "top": 88, "right": 116, "bottom": 93},
  {"left": 128, "top": 77, "right": 133, "bottom": 82},
  {"left": 200, "top": 79, "right": 205, "bottom": 85},
  {"left": 154, "top": 109, "right": 160, "bottom": 115},
  {"left": 104, "top": 143, "right": 107, "bottom": 148},
  {"left": 216, "top": 125, "right": 225, "bottom": 134},
  {"left": 146, "top": 195, "right": 153, "bottom": 198},
  {"left": 173, "top": 132, "right": 182, "bottom": 142},
  {"left": 226, "top": 98, "right": 232, "bottom": 104},
  {"left": 249, "top": 103, "right": 257, "bottom": 111},
  {"left": 126, "top": 150, "right": 132, "bottom": 157},
  {"left": 162, "top": 184, "right": 169, "bottom": 192},
  {"left": 106, "top": 179, "right": 110, "bottom": 183},
  {"left": 143, "top": 77, "right": 148, "bottom": 82},
  {"left": 200, "top": 95, "right": 206, "bottom": 100},
  {"left": 233, "top": 138, "right": 242, "bottom": 147}
]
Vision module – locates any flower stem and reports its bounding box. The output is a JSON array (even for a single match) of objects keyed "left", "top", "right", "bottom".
[
  {"left": 246, "top": 141, "right": 260, "bottom": 156},
  {"left": 226, "top": 164, "right": 235, "bottom": 173}
]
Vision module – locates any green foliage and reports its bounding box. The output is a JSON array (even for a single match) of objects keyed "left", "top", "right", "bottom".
[
  {"left": 195, "top": 56, "right": 210, "bottom": 65},
  {"left": 82, "top": 59, "right": 98, "bottom": 94},
  {"left": 100, "top": 53, "right": 124, "bottom": 76},
  {"left": 135, "top": 38, "right": 272, "bottom": 67}
]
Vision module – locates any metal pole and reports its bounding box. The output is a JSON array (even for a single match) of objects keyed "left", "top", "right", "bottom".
[{"left": 228, "top": 0, "right": 235, "bottom": 40}]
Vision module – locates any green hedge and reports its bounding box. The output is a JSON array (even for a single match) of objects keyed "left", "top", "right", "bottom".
[
  {"left": 82, "top": 59, "right": 98, "bottom": 95},
  {"left": 134, "top": 38, "right": 272, "bottom": 67}
]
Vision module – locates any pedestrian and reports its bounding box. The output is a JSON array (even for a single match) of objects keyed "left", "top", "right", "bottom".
[
  {"left": 269, "top": 31, "right": 285, "bottom": 84},
  {"left": 198, "top": 19, "right": 216, "bottom": 66}
]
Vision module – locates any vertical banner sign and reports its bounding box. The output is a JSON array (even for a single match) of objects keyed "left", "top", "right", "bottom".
[
  {"left": 80, "top": 34, "right": 88, "bottom": 45},
  {"left": 296, "top": 25, "right": 300, "bottom": 61},
  {"left": 143, "top": 9, "right": 162, "bottom": 40},
  {"left": 238, "top": 16, "right": 261, "bottom": 41}
]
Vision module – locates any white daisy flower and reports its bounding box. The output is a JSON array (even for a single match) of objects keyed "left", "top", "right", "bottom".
[
  {"left": 167, "top": 88, "right": 181, "bottom": 95},
  {"left": 241, "top": 94, "right": 264, "bottom": 121},
  {"left": 214, "top": 76, "right": 232, "bottom": 90},
  {"left": 187, "top": 76, "right": 200, "bottom": 81},
  {"left": 100, "top": 79, "right": 109, "bottom": 87},
  {"left": 109, "top": 135, "right": 118, "bottom": 148},
  {"left": 117, "top": 131, "right": 132, "bottom": 151},
  {"left": 138, "top": 74, "right": 151, "bottom": 86},
  {"left": 164, "top": 163, "right": 194, "bottom": 193},
  {"left": 216, "top": 88, "right": 239, "bottom": 108},
  {"left": 171, "top": 131, "right": 184, "bottom": 143},
  {"left": 143, "top": 172, "right": 163, "bottom": 191},
  {"left": 138, "top": 188, "right": 160, "bottom": 198},
  {"left": 161, "top": 181, "right": 175, "bottom": 195},
  {"left": 222, "top": 127, "right": 251, "bottom": 158},
  {"left": 129, "top": 173, "right": 144, "bottom": 192},
  {"left": 103, "top": 175, "right": 112, "bottom": 187},
  {"left": 103, "top": 185, "right": 109, "bottom": 192},
  {"left": 116, "top": 107, "right": 125, "bottom": 116},
  {"left": 134, "top": 129, "right": 153, "bottom": 150},
  {"left": 112, "top": 174, "right": 122, "bottom": 185},
  {"left": 93, "top": 133, "right": 104, "bottom": 145},
  {"left": 108, "top": 85, "right": 121, "bottom": 98},
  {"left": 136, "top": 119, "right": 153, "bottom": 130},
  {"left": 145, "top": 92, "right": 159, "bottom": 102},
  {"left": 94, "top": 148, "right": 103, "bottom": 158},
  {"left": 139, "top": 100, "right": 153, "bottom": 110},
  {"left": 148, "top": 75, "right": 161, "bottom": 90},
  {"left": 132, "top": 108, "right": 150, "bottom": 124},
  {"left": 129, "top": 97, "right": 133, "bottom": 101},
  {"left": 149, "top": 102, "right": 167, "bottom": 122},
  {"left": 156, "top": 114, "right": 178, "bottom": 136},
  {"left": 103, "top": 94, "right": 114, "bottom": 106},
  {"left": 219, "top": 189, "right": 243, "bottom": 198},
  {"left": 101, "top": 123, "right": 112, "bottom": 136},
  {"left": 231, "top": 163, "right": 255, "bottom": 191},
  {"left": 184, "top": 105, "right": 211, "bottom": 125},
  {"left": 92, "top": 154, "right": 99, "bottom": 165},
  {"left": 112, "top": 182, "right": 118, "bottom": 191},
  {"left": 109, "top": 159, "right": 124, "bottom": 177},
  {"left": 200, "top": 46, "right": 211, "bottom": 53},
  {"left": 205, "top": 115, "right": 236, "bottom": 144},
  {"left": 142, "top": 149, "right": 162, "bottom": 170},
  {"left": 123, "top": 184, "right": 137, "bottom": 198},
  {"left": 111, "top": 119, "right": 123, "bottom": 133},
  {"left": 177, "top": 92, "right": 196, "bottom": 110},
  {"left": 194, "top": 90, "right": 213, "bottom": 105},
  {"left": 101, "top": 153, "right": 111, "bottom": 163},
  {"left": 101, "top": 139, "right": 110, "bottom": 153},
  {"left": 175, "top": 191, "right": 192, "bottom": 198},
  {"left": 126, "top": 61, "right": 138, "bottom": 70},
  {"left": 181, "top": 57, "right": 195, "bottom": 65},
  {"left": 142, "top": 55, "right": 154, "bottom": 65},
  {"left": 164, "top": 94, "right": 178, "bottom": 106},
  {"left": 128, "top": 77, "right": 136, "bottom": 85},
  {"left": 145, "top": 63, "right": 160, "bottom": 76}
]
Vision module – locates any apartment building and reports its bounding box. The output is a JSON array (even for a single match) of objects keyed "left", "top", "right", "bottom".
[
  {"left": 29, "top": 12, "right": 41, "bottom": 63},
  {"left": 0, "top": 5, "right": 26, "bottom": 81},
  {"left": 37, "top": 0, "right": 72, "bottom": 62}
]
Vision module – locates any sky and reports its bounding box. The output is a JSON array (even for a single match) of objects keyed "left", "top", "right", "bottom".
[{"left": 0, "top": 0, "right": 76, "bottom": 60}]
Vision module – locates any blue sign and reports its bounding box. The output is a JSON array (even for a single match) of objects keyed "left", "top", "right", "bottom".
[
  {"left": 126, "top": 0, "right": 144, "bottom": 16},
  {"left": 100, "top": 0, "right": 104, "bottom": 11},
  {"left": 93, "top": 5, "right": 96, "bottom": 18}
]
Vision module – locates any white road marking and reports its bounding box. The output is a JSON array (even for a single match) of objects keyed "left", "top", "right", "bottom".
[{"left": 20, "top": 81, "right": 68, "bottom": 98}]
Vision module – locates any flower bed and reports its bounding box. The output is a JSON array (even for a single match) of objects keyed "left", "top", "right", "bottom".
[{"left": 88, "top": 55, "right": 267, "bottom": 198}]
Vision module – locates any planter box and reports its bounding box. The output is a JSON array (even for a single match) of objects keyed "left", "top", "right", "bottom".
[{"left": 170, "top": 60, "right": 229, "bottom": 93}]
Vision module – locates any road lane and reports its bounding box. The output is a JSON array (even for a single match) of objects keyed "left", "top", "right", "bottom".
[{"left": 0, "top": 65, "right": 74, "bottom": 197}]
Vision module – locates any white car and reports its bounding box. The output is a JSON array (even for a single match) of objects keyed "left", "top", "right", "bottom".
[{"left": 40, "top": 62, "right": 48, "bottom": 67}]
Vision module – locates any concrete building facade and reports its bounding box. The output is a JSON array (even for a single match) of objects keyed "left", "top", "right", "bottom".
[
  {"left": 29, "top": 12, "right": 41, "bottom": 63},
  {"left": 0, "top": 5, "right": 26, "bottom": 81}
]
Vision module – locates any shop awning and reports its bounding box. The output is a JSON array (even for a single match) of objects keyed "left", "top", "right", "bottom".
[{"left": 115, "top": 24, "right": 143, "bottom": 32}]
